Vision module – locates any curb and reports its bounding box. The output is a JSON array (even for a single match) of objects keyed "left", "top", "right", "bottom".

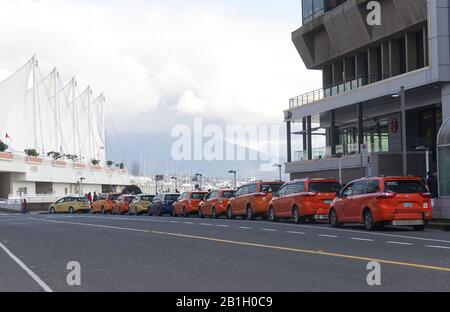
[{"left": 428, "top": 222, "right": 450, "bottom": 231}]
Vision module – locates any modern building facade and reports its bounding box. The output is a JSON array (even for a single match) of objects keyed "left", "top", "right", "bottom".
[{"left": 285, "top": 0, "right": 450, "bottom": 218}]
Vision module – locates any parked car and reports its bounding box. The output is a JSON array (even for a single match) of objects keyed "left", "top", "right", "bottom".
[
  {"left": 198, "top": 189, "right": 236, "bottom": 218},
  {"left": 329, "top": 176, "right": 432, "bottom": 231},
  {"left": 112, "top": 195, "right": 136, "bottom": 215},
  {"left": 129, "top": 194, "right": 155, "bottom": 215},
  {"left": 227, "top": 181, "right": 285, "bottom": 220},
  {"left": 268, "top": 179, "right": 342, "bottom": 223},
  {"left": 173, "top": 191, "right": 209, "bottom": 217},
  {"left": 91, "top": 193, "right": 121, "bottom": 214},
  {"left": 49, "top": 197, "right": 91, "bottom": 214},
  {"left": 149, "top": 193, "right": 181, "bottom": 216}
]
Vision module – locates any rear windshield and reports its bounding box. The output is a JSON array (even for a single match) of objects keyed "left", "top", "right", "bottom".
[
  {"left": 165, "top": 195, "right": 180, "bottom": 202},
  {"left": 191, "top": 193, "right": 207, "bottom": 200},
  {"left": 309, "top": 182, "right": 342, "bottom": 194},
  {"left": 261, "top": 184, "right": 284, "bottom": 194},
  {"left": 109, "top": 194, "right": 120, "bottom": 201},
  {"left": 384, "top": 180, "right": 428, "bottom": 194},
  {"left": 222, "top": 191, "right": 235, "bottom": 199}
]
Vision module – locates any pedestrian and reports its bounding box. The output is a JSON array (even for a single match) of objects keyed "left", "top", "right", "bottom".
[
  {"left": 427, "top": 172, "right": 439, "bottom": 199},
  {"left": 87, "top": 192, "right": 93, "bottom": 204},
  {"left": 93, "top": 192, "right": 98, "bottom": 202},
  {"left": 22, "top": 199, "right": 28, "bottom": 214}
]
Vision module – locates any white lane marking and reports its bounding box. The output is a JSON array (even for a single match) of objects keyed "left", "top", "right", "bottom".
[
  {"left": 170, "top": 221, "right": 180, "bottom": 224},
  {"left": 387, "top": 241, "right": 413, "bottom": 246},
  {"left": 199, "top": 223, "right": 214, "bottom": 226},
  {"left": 350, "top": 238, "right": 374, "bottom": 242},
  {"left": 425, "top": 245, "right": 450, "bottom": 250},
  {"left": 239, "top": 226, "right": 253, "bottom": 230},
  {"left": 286, "top": 231, "right": 305, "bottom": 235},
  {"left": 217, "top": 225, "right": 230, "bottom": 228},
  {"left": 318, "top": 234, "right": 339, "bottom": 238},
  {"left": 261, "top": 228, "right": 278, "bottom": 232},
  {"left": 184, "top": 222, "right": 194, "bottom": 225},
  {"left": 0, "top": 242, "right": 53, "bottom": 292}
]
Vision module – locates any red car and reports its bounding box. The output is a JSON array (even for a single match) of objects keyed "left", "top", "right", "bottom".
[
  {"left": 268, "top": 179, "right": 342, "bottom": 223},
  {"left": 173, "top": 191, "right": 209, "bottom": 217},
  {"left": 112, "top": 195, "right": 136, "bottom": 215},
  {"left": 329, "top": 176, "right": 432, "bottom": 231},
  {"left": 198, "top": 189, "right": 236, "bottom": 219}
]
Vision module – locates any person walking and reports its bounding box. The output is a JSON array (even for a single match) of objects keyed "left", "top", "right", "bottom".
[
  {"left": 93, "top": 192, "right": 98, "bottom": 202},
  {"left": 87, "top": 192, "right": 93, "bottom": 204},
  {"left": 22, "top": 199, "right": 29, "bottom": 214}
]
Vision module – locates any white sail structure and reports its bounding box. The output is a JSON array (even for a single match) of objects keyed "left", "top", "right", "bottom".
[{"left": 0, "top": 56, "right": 107, "bottom": 165}]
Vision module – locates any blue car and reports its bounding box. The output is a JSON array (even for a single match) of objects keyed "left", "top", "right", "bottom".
[{"left": 148, "top": 193, "right": 180, "bottom": 216}]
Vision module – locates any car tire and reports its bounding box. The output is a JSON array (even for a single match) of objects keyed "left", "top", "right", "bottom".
[
  {"left": 329, "top": 208, "right": 342, "bottom": 228},
  {"left": 268, "top": 207, "right": 276, "bottom": 222},
  {"left": 102, "top": 206, "right": 106, "bottom": 215},
  {"left": 212, "top": 208, "right": 217, "bottom": 219},
  {"left": 227, "top": 206, "right": 234, "bottom": 220},
  {"left": 69, "top": 207, "right": 75, "bottom": 214},
  {"left": 364, "top": 210, "right": 377, "bottom": 231},
  {"left": 246, "top": 206, "right": 254, "bottom": 220},
  {"left": 172, "top": 208, "right": 177, "bottom": 217},
  {"left": 49, "top": 207, "right": 55, "bottom": 214},
  {"left": 198, "top": 209, "right": 204, "bottom": 219},
  {"left": 292, "top": 207, "right": 302, "bottom": 224},
  {"left": 413, "top": 225, "right": 426, "bottom": 231}
]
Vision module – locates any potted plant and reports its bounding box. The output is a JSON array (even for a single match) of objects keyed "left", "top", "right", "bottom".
[
  {"left": 25, "top": 149, "right": 42, "bottom": 164},
  {"left": 0, "top": 140, "right": 8, "bottom": 152},
  {"left": 47, "top": 151, "right": 62, "bottom": 160},
  {"left": 65, "top": 154, "right": 79, "bottom": 162},
  {"left": 106, "top": 160, "right": 114, "bottom": 167},
  {"left": 91, "top": 159, "right": 100, "bottom": 166},
  {"left": 0, "top": 140, "right": 13, "bottom": 160}
]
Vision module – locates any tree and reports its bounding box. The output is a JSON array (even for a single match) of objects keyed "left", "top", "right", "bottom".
[
  {"left": 122, "top": 185, "right": 142, "bottom": 195},
  {"left": 0, "top": 140, "right": 8, "bottom": 152},
  {"left": 24, "top": 149, "right": 39, "bottom": 157}
]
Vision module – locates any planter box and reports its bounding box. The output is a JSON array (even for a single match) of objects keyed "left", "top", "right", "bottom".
[
  {"left": 92, "top": 165, "right": 102, "bottom": 171},
  {"left": 120, "top": 169, "right": 128, "bottom": 175},
  {"left": 106, "top": 167, "right": 116, "bottom": 174},
  {"left": 26, "top": 156, "right": 43, "bottom": 164},
  {"left": 52, "top": 160, "right": 67, "bottom": 167},
  {"left": 0, "top": 152, "right": 13, "bottom": 161},
  {"left": 73, "top": 163, "right": 87, "bottom": 170}
]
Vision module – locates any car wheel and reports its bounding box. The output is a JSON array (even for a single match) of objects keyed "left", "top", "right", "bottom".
[
  {"left": 212, "top": 208, "right": 217, "bottom": 219},
  {"left": 227, "top": 206, "right": 234, "bottom": 220},
  {"left": 198, "top": 208, "right": 204, "bottom": 219},
  {"left": 172, "top": 208, "right": 177, "bottom": 217},
  {"left": 49, "top": 207, "right": 56, "bottom": 214},
  {"left": 329, "top": 208, "right": 341, "bottom": 228},
  {"left": 69, "top": 207, "right": 75, "bottom": 214},
  {"left": 246, "top": 206, "right": 254, "bottom": 220},
  {"left": 268, "top": 207, "right": 276, "bottom": 222},
  {"left": 102, "top": 206, "right": 106, "bottom": 214},
  {"left": 364, "top": 210, "right": 377, "bottom": 231},
  {"left": 413, "top": 225, "right": 426, "bottom": 231},
  {"left": 292, "top": 207, "right": 301, "bottom": 224}
]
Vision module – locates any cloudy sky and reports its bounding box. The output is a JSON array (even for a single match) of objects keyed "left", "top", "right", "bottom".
[{"left": 0, "top": 0, "right": 321, "bottom": 178}]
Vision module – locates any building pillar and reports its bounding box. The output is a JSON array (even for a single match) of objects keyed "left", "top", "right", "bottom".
[
  {"left": 406, "top": 32, "right": 418, "bottom": 72},
  {"left": 356, "top": 52, "right": 368, "bottom": 86},
  {"left": 307, "top": 116, "right": 313, "bottom": 160},
  {"left": 381, "top": 41, "right": 390, "bottom": 78},
  {"left": 357, "top": 103, "right": 364, "bottom": 153},
  {"left": 390, "top": 39, "right": 401, "bottom": 76},
  {"left": 286, "top": 121, "right": 292, "bottom": 163},
  {"left": 330, "top": 110, "right": 337, "bottom": 156},
  {"left": 302, "top": 117, "right": 307, "bottom": 152},
  {"left": 423, "top": 24, "right": 429, "bottom": 67},
  {"left": 368, "top": 47, "right": 380, "bottom": 83},
  {"left": 323, "top": 65, "right": 333, "bottom": 88}
]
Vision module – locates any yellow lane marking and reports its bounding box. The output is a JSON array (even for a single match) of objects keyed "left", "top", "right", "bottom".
[{"left": 31, "top": 217, "right": 450, "bottom": 273}]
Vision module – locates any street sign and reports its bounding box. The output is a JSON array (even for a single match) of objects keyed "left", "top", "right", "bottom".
[{"left": 155, "top": 175, "right": 164, "bottom": 182}]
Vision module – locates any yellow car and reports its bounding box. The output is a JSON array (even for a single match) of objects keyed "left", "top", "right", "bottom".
[
  {"left": 49, "top": 197, "right": 91, "bottom": 214},
  {"left": 128, "top": 194, "right": 155, "bottom": 215}
]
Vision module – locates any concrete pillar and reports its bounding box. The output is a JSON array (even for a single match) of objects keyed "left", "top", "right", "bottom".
[
  {"left": 406, "top": 32, "right": 418, "bottom": 72},
  {"left": 357, "top": 103, "right": 364, "bottom": 153},
  {"left": 302, "top": 117, "right": 307, "bottom": 152},
  {"left": 323, "top": 65, "right": 333, "bottom": 88},
  {"left": 330, "top": 110, "right": 337, "bottom": 156},
  {"left": 332, "top": 61, "right": 344, "bottom": 84},
  {"left": 344, "top": 57, "right": 355, "bottom": 81},
  {"left": 390, "top": 39, "right": 401, "bottom": 77},
  {"left": 381, "top": 41, "right": 390, "bottom": 78},
  {"left": 286, "top": 121, "right": 292, "bottom": 163},
  {"left": 307, "top": 116, "right": 313, "bottom": 160},
  {"left": 368, "top": 47, "right": 380, "bottom": 83},
  {"left": 423, "top": 24, "right": 429, "bottom": 67}
]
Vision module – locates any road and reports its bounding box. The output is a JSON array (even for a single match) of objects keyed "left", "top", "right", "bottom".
[{"left": 0, "top": 212, "right": 450, "bottom": 292}]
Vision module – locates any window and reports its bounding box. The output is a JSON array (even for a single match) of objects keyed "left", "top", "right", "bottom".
[
  {"left": 288, "top": 182, "right": 304, "bottom": 195},
  {"left": 261, "top": 183, "right": 284, "bottom": 194},
  {"left": 236, "top": 186, "right": 248, "bottom": 197},
  {"left": 191, "top": 193, "right": 207, "bottom": 200},
  {"left": 277, "top": 185, "right": 289, "bottom": 197},
  {"left": 384, "top": 181, "right": 428, "bottom": 194},
  {"left": 341, "top": 183, "right": 355, "bottom": 197},
  {"left": 165, "top": 194, "right": 181, "bottom": 202},
  {"left": 247, "top": 184, "right": 257, "bottom": 194},
  {"left": 353, "top": 181, "right": 368, "bottom": 195},
  {"left": 222, "top": 191, "right": 235, "bottom": 199},
  {"left": 309, "top": 182, "right": 342, "bottom": 194},
  {"left": 365, "top": 180, "right": 380, "bottom": 194}
]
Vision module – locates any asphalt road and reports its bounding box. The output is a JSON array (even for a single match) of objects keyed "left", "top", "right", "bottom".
[{"left": 0, "top": 212, "right": 450, "bottom": 292}]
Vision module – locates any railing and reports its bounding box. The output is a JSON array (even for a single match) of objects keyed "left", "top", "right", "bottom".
[{"left": 289, "top": 75, "right": 389, "bottom": 109}]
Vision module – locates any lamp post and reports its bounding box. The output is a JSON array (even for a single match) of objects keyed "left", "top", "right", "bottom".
[
  {"left": 79, "top": 177, "right": 86, "bottom": 197},
  {"left": 228, "top": 170, "right": 237, "bottom": 189},
  {"left": 393, "top": 86, "right": 407, "bottom": 176},
  {"left": 415, "top": 146, "right": 430, "bottom": 179},
  {"left": 273, "top": 164, "right": 283, "bottom": 181}
]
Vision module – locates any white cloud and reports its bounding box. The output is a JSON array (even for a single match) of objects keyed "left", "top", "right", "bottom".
[{"left": 0, "top": 0, "right": 322, "bottom": 135}]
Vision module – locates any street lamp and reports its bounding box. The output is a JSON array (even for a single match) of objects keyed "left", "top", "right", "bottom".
[
  {"left": 228, "top": 170, "right": 237, "bottom": 189},
  {"left": 273, "top": 164, "right": 282, "bottom": 181},
  {"left": 415, "top": 146, "right": 430, "bottom": 179},
  {"left": 79, "top": 177, "right": 86, "bottom": 197},
  {"left": 392, "top": 86, "right": 407, "bottom": 176}
]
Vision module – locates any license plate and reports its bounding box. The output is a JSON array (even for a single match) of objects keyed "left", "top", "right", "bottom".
[
  {"left": 403, "top": 202, "right": 413, "bottom": 208},
  {"left": 324, "top": 200, "right": 333, "bottom": 205}
]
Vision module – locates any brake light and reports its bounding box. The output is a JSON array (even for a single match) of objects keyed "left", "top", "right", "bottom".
[
  {"left": 377, "top": 192, "right": 396, "bottom": 200},
  {"left": 421, "top": 193, "right": 431, "bottom": 199}
]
